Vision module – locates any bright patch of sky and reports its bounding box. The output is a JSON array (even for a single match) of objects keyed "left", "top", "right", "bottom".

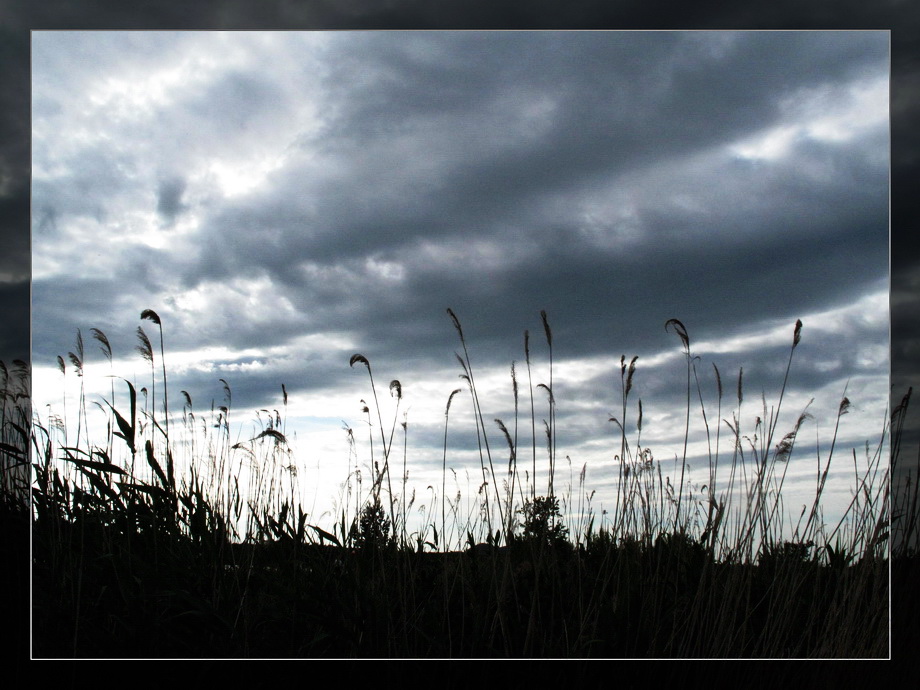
[{"left": 730, "top": 73, "right": 889, "bottom": 161}]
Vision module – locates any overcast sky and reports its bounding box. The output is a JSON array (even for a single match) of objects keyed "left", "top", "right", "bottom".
[{"left": 31, "top": 31, "right": 889, "bottom": 540}]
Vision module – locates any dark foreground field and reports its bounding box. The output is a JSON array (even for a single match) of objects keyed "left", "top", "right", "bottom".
[
  {"left": 3, "top": 313, "right": 910, "bottom": 659},
  {"left": 29, "top": 524, "right": 889, "bottom": 659}
]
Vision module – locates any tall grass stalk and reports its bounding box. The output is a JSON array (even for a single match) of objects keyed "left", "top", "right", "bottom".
[{"left": 447, "top": 308, "right": 504, "bottom": 544}]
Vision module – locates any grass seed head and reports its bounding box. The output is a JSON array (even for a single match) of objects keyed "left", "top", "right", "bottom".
[
  {"left": 665, "top": 318, "right": 690, "bottom": 352},
  {"left": 136, "top": 327, "right": 153, "bottom": 362},
  {"left": 446, "top": 308, "right": 464, "bottom": 340},
  {"left": 67, "top": 352, "right": 83, "bottom": 376},
  {"left": 445, "top": 388, "right": 462, "bottom": 416},
  {"left": 626, "top": 356, "right": 638, "bottom": 396},
  {"left": 90, "top": 328, "right": 112, "bottom": 361},
  {"left": 540, "top": 310, "right": 553, "bottom": 348},
  {"left": 839, "top": 397, "right": 851, "bottom": 417},
  {"left": 140, "top": 309, "right": 161, "bottom": 326}
]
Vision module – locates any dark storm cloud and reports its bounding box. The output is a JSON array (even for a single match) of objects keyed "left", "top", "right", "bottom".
[
  {"left": 318, "top": 31, "right": 882, "bottom": 166},
  {"left": 164, "top": 31, "right": 887, "bottom": 387},
  {"left": 179, "top": 33, "right": 887, "bottom": 360}
]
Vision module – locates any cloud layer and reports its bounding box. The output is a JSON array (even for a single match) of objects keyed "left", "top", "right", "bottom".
[{"left": 31, "top": 31, "right": 889, "bottom": 530}]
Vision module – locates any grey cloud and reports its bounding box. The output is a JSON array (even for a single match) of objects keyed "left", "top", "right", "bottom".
[
  {"left": 194, "top": 32, "right": 886, "bottom": 281},
  {"left": 157, "top": 177, "right": 188, "bottom": 224},
  {"left": 156, "top": 176, "right": 187, "bottom": 224},
  {"left": 27, "top": 32, "right": 891, "bottom": 482},
  {"left": 176, "top": 66, "right": 296, "bottom": 140},
  {"left": 316, "top": 32, "right": 885, "bottom": 182},
  {"left": 31, "top": 277, "right": 144, "bottom": 363},
  {"left": 32, "top": 145, "right": 141, "bottom": 234}
]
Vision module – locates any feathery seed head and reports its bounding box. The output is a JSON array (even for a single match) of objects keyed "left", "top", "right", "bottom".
[
  {"left": 495, "top": 418, "right": 515, "bottom": 460},
  {"left": 775, "top": 430, "right": 797, "bottom": 461},
  {"left": 797, "top": 409, "right": 814, "bottom": 430},
  {"left": 626, "top": 356, "right": 638, "bottom": 396},
  {"left": 90, "top": 328, "right": 112, "bottom": 361},
  {"left": 257, "top": 428, "right": 287, "bottom": 445},
  {"left": 136, "top": 327, "right": 153, "bottom": 362},
  {"left": 74, "top": 329, "right": 84, "bottom": 361},
  {"left": 141, "top": 309, "right": 161, "bottom": 326},
  {"left": 541, "top": 310, "right": 553, "bottom": 347},
  {"left": 839, "top": 397, "right": 851, "bottom": 417},
  {"left": 68, "top": 352, "right": 83, "bottom": 375},
  {"left": 665, "top": 318, "right": 690, "bottom": 353},
  {"left": 445, "top": 387, "right": 462, "bottom": 416},
  {"left": 446, "top": 308, "right": 464, "bottom": 340}
]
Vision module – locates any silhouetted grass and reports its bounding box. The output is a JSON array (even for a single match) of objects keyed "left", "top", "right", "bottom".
[{"left": 13, "top": 309, "right": 901, "bottom": 658}]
